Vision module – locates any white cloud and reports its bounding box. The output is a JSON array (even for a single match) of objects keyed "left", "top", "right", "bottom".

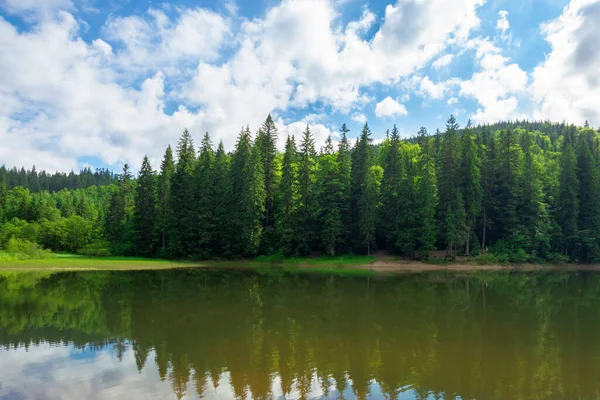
[
  {"left": 531, "top": 0, "right": 600, "bottom": 126},
  {"left": 419, "top": 76, "right": 450, "bottom": 99},
  {"left": 432, "top": 54, "right": 454, "bottom": 69},
  {"left": 497, "top": 10, "right": 510, "bottom": 41},
  {"left": 459, "top": 38, "right": 528, "bottom": 123},
  {"left": 103, "top": 7, "right": 231, "bottom": 74},
  {"left": 0, "top": 0, "right": 487, "bottom": 170},
  {"left": 1, "top": 0, "right": 72, "bottom": 18},
  {"left": 375, "top": 97, "right": 408, "bottom": 117},
  {"left": 351, "top": 112, "right": 367, "bottom": 123},
  {"left": 447, "top": 97, "right": 459, "bottom": 105}
]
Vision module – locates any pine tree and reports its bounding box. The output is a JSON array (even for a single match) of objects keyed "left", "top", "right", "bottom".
[
  {"left": 556, "top": 143, "right": 578, "bottom": 257},
  {"left": 460, "top": 126, "right": 482, "bottom": 256},
  {"left": 337, "top": 124, "right": 352, "bottom": 252},
  {"left": 437, "top": 115, "right": 465, "bottom": 259},
  {"left": 195, "top": 132, "right": 215, "bottom": 256},
  {"left": 576, "top": 133, "right": 600, "bottom": 261},
  {"left": 212, "top": 141, "right": 232, "bottom": 256},
  {"left": 276, "top": 135, "right": 298, "bottom": 255},
  {"left": 317, "top": 135, "right": 344, "bottom": 256},
  {"left": 133, "top": 156, "right": 157, "bottom": 257},
  {"left": 257, "top": 114, "right": 279, "bottom": 229},
  {"left": 231, "top": 127, "right": 265, "bottom": 255},
  {"left": 0, "top": 168, "right": 7, "bottom": 220},
  {"left": 494, "top": 128, "right": 523, "bottom": 242},
  {"left": 296, "top": 125, "right": 317, "bottom": 255},
  {"left": 167, "top": 129, "right": 197, "bottom": 257},
  {"left": 30, "top": 166, "right": 41, "bottom": 193},
  {"left": 518, "top": 132, "right": 545, "bottom": 255},
  {"left": 414, "top": 137, "right": 438, "bottom": 258},
  {"left": 381, "top": 125, "right": 403, "bottom": 250},
  {"left": 360, "top": 165, "right": 383, "bottom": 255},
  {"left": 352, "top": 122, "right": 374, "bottom": 250},
  {"left": 157, "top": 146, "right": 174, "bottom": 252}
]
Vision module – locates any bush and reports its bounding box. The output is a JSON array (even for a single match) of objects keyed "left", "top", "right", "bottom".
[
  {"left": 5, "top": 238, "right": 53, "bottom": 260},
  {"left": 256, "top": 251, "right": 286, "bottom": 263},
  {"left": 77, "top": 240, "right": 112, "bottom": 257}
]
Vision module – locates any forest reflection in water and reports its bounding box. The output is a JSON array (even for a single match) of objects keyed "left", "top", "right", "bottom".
[{"left": 1, "top": 269, "right": 600, "bottom": 399}]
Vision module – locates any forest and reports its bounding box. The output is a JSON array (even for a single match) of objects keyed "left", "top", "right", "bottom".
[{"left": 1, "top": 115, "right": 599, "bottom": 263}]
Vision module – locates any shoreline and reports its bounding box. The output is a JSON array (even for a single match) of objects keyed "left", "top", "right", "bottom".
[{"left": 1, "top": 254, "right": 599, "bottom": 273}]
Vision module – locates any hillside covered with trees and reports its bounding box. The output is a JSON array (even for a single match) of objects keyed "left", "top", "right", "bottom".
[{"left": 1, "top": 115, "right": 599, "bottom": 263}]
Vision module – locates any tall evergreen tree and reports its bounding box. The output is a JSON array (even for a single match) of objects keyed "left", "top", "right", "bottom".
[
  {"left": 231, "top": 127, "right": 265, "bottom": 255},
  {"left": 437, "top": 115, "right": 465, "bottom": 258},
  {"left": 460, "top": 126, "right": 482, "bottom": 256},
  {"left": 494, "top": 128, "right": 523, "bottom": 242},
  {"left": 352, "top": 122, "right": 374, "bottom": 250},
  {"left": 518, "top": 133, "right": 545, "bottom": 255},
  {"left": 212, "top": 141, "right": 232, "bottom": 256},
  {"left": 195, "top": 132, "right": 215, "bottom": 255},
  {"left": 381, "top": 125, "right": 403, "bottom": 250},
  {"left": 576, "top": 133, "right": 600, "bottom": 261},
  {"left": 276, "top": 135, "right": 298, "bottom": 255},
  {"left": 257, "top": 114, "right": 279, "bottom": 229},
  {"left": 337, "top": 124, "right": 352, "bottom": 252},
  {"left": 167, "top": 129, "right": 197, "bottom": 257},
  {"left": 317, "top": 136, "right": 344, "bottom": 256},
  {"left": 157, "top": 146, "right": 174, "bottom": 252},
  {"left": 360, "top": 165, "right": 383, "bottom": 255},
  {"left": 556, "top": 143, "right": 578, "bottom": 257},
  {"left": 296, "top": 125, "right": 317, "bottom": 255},
  {"left": 133, "top": 156, "right": 156, "bottom": 257}
]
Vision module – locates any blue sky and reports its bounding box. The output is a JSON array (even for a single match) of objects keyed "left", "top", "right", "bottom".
[{"left": 0, "top": 0, "right": 598, "bottom": 172}]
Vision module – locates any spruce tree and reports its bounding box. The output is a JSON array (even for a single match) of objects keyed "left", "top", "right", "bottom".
[
  {"left": 133, "top": 156, "right": 156, "bottom": 257},
  {"left": 460, "top": 126, "right": 482, "bottom": 256},
  {"left": 212, "top": 141, "right": 232, "bottom": 256},
  {"left": 518, "top": 132, "right": 545, "bottom": 255},
  {"left": 337, "top": 124, "right": 352, "bottom": 251},
  {"left": 360, "top": 165, "right": 383, "bottom": 255},
  {"left": 414, "top": 137, "right": 438, "bottom": 258},
  {"left": 381, "top": 125, "right": 402, "bottom": 250},
  {"left": 276, "top": 135, "right": 298, "bottom": 255},
  {"left": 231, "top": 127, "right": 265, "bottom": 255},
  {"left": 352, "top": 122, "right": 374, "bottom": 250},
  {"left": 257, "top": 114, "right": 279, "bottom": 229},
  {"left": 296, "top": 125, "right": 317, "bottom": 255},
  {"left": 576, "top": 133, "right": 600, "bottom": 261},
  {"left": 556, "top": 143, "right": 578, "bottom": 257},
  {"left": 317, "top": 135, "right": 343, "bottom": 256},
  {"left": 157, "top": 146, "right": 174, "bottom": 252},
  {"left": 437, "top": 115, "right": 465, "bottom": 259},
  {"left": 167, "top": 129, "right": 196, "bottom": 257},
  {"left": 195, "top": 132, "right": 215, "bottom": 256}
]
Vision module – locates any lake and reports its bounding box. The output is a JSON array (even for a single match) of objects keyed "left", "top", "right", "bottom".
[{"left": 1, "top": 269, "right": 600, "bottom": 399}]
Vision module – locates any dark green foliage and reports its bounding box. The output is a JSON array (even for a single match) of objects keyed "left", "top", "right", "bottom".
[
  {"left": 3, "top": 118, "right": 600, "bottom": 263},
  {"left": 157, "top": 146, "right": 174, "bottom": 252},
  {"left": 167, "top": 129, "right": 197, "bottom": 258},
  {"left": 133, "top": 156, "right": 156, "bottom": 257}
]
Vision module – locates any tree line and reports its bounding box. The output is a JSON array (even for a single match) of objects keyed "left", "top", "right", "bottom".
[
  {"left": 1, "top": 114, "right": 600, "bottom": 262},
  {"left": 0, "top": 165, "right": 116, "bottom": 193}
]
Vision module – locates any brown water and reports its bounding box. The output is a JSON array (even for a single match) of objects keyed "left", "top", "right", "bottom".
[{"left": 1, "top": 269, "right": 600, "bottom": 399}]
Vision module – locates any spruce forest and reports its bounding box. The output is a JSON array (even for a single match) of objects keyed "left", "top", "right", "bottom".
[{"left": 1, "top": 114, "right": 599, "bottom": 263}]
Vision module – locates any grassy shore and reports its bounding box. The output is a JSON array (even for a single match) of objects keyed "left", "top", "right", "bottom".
[{"left": 0, "top": 252, "right": 593, "bottom": 274}]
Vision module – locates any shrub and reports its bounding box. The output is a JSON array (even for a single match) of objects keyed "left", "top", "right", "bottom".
[
  {"left": 77, "top": 240, "right": 112, "bottom": 257},
  {"left": 5, "top": 238, "right": 53, "bottom": 260}
]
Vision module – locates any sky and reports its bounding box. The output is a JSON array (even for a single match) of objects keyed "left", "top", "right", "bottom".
[{"left": 0, "top": 0, "right": 599, "bottom": 172}]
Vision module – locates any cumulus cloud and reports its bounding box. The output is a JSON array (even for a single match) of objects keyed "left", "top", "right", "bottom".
[
  {"left": 432, "top": 54, "right": 454, "bottom": 69},
  {"left": 459, "top": 38, "right": 528, "bottom": 123},
  {"left": 351, "top": 113, "right": 367, "bottom": 123},
  {"left": 497, "top": 10, "right": 510, "bottom": 40},
  {"left": 0, "top": 0, "right": 487, "bottom": 170},
  {"left": 375, "top": 97, "right": 408, "bottom": 117},
  {"left": 531, "top": 0, "right": 600, "bottom": 126}
]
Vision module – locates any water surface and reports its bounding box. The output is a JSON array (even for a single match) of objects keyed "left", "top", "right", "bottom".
[{"left": 1, "top": 269, "right": 600, "bottom": 399}]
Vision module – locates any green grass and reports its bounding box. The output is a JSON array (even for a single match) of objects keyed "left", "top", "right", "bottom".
[{"left": 0, "top": 252, "right": 377, "bottom": 273}]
